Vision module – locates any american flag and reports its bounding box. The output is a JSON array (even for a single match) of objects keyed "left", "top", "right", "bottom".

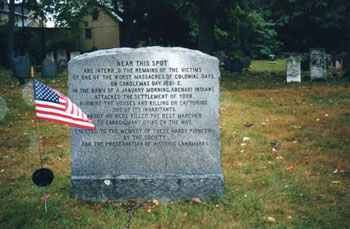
[{"left": 33, "top": 79, "right": 95, "bottom": 130}]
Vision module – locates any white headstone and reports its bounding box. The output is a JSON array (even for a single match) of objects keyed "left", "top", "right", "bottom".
[
  {"left": 286, "top": 54, "right": 301, "bottom": 83},
  {"left": 310, "top": 48, "right": 327, "bottom": 81}
]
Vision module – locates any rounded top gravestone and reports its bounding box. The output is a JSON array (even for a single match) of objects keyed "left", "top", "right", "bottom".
[
  {"left": 13, "top": 56, "right": 30, "bottom": 79},
  {"left": 68, "top": 46, "right": 224, "bottom": 201},
  {"left": 41, "top": 58, "right": 56, "bottom": 78}
]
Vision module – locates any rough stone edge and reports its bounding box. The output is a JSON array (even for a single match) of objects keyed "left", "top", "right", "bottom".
[
  {"left": 69, "top": 46, "right": 219, "bottom": 63},
  {"left": 71, "top": 174, "right": 224, "bottom": 202}
]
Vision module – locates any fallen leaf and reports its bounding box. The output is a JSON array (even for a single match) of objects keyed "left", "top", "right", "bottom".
[
  {"left": 34, "top": 218, "right": 40, "bottom": 223},
  {"left": 92, "top": 204, "right": 102, "bottom": 210},
  {"left": 152, "top": 199, "right": 159, "bottom": 206},
  {"left": 331, "top": 181, "right": 340, "bottom": 184},
  {"left": 183, "top": 212, "right": 188, "bottom": 217},
  {"left": 74, "top": 216, "right": 82, "bottom": 221},
  {"left": 147, "top": 209, "right": 152, "bottom": 214},
  {"left": 192, "top": 197, "right": 202, "bottom": 204},
  {"left": 316, "top": 118, "right": 320, "bottom": 122},
  {"left": 40, "top": 194, "right": 52, "bottom": 200},
  {"left": 276, "top": 155, "right": 284, "bottom": 160},
  {"left": 287, "top": 166, "right": 293, "bottom": 171},
  {"left": 267, "top": 216, "right": 276, "bottom": 223},
  {"left": 167, "top": 201, "right": 175, "bottom": 206},
  {"left": 301, "top": 216, "right": 309, "bottom": 220}
]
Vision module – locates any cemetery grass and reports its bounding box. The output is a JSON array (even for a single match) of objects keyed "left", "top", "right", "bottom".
[{"left": 1, "top": 63, "right": 350, "bottom": 228}]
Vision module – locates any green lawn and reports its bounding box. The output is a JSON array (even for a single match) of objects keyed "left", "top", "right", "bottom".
[{"left": 1, "top": 62, "right": 350, "bottom": 228}]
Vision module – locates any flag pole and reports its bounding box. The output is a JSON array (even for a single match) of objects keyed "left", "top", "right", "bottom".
[
  {"left": 31, "top": 67, "right": 44, "bottom": 169},
  {"left": 31, "top": 67, "right": 47, "bottom": 213}
]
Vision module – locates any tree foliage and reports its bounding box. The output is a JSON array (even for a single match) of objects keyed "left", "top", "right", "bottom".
[
  {"left": 38, "top": 0, "right": 349, "bottom": 59},
  {"left": 259, "top": 0, "right": 350, "bottom": 52}
]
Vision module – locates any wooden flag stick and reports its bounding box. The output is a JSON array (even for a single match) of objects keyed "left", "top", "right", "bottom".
[
  {"left": 31, "top": 67, "right": 47, "bottom": 212},
  {"left": 31, "top": 67, "right": 43, "bottom": 169}
]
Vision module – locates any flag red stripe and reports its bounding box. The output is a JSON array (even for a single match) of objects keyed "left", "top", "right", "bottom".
[
  {"left": 36, "top": 116, "right": 96, "bottom": 130},
  {"left": 35, "top": 110, "right": 92, "bottom": 122}
]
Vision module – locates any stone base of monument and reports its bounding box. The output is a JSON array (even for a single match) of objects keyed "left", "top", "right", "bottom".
[{"left": 71, "top": 174, "right": 224, "bottom": 201}]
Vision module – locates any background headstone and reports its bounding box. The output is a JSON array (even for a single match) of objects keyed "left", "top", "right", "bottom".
[
  {"left": 46, "top": 51, "right": 55, "bottom": 62},
  {"left": 57, "top": 60, "right": 65, "bottom": 74},
  {"left": 41, "top": 58, "right": 56, "bottom": 78},
  {"left": 224, "top": 59, "right": 243, "bottom": 73},
  {"left": 269, "top": 54, "right": 276, "bottom": 64},
  {"left": 70, "top": 51, "right": 81, "bottom": 61},
  {"left": 310, "top": 48, "right": 327, "bottom": 81},
  {"left": 68, "top": 47, "right": 224, "bottom": 201},
  {"left": 13, "top": 56, "right": 30, "bottom": 79},
  {"left": 286, "top": 54, "right": 301, "bottom": 83},
  {"left": 326, "top": 54, "right": 331, "bottom": 70},
  {"left": 214, "top": 50, "right": 227, "bottom": 66},
  {"left": 343, "top": 54, "right": 350, "bottom": 71},
  {"left": 242, "top": 56, "right": 251, "bottom": 69},
  {"left": 56, "top": 49, "right": 67, "bottom": 66}
]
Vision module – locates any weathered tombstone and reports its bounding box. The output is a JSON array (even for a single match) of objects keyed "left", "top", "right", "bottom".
[
  {"left": 24, "top": 49, "right": 30, "bottom": 60},
  {"left": 269, "top": 54, "right": 276, "bottom": 64},
  {"left": 13, "top": 56, "right": 30, "bottom": 79},
  {"left": 286, "top": 54, "right": 301, "bottom": 83},
  {"left": 41, "top": 58, "right": 56, "bottom": 78},
  {"left": 70, "top": 51, "right": 81, "bottom": 60},
  {"left": 214, "top": 50, "right": 226, "bottom": 66},
  {"left": 343, "top": 54, "right": 350, "bottom": 71},
  {"left": 57, "top": 59, "right": 65, "bottom": 74},
  {"left": 301, "top": 53, "right": 309, "bottom": 71},
  {"left": 56, "top": 49, "right": 67, "bottom": 66},
  {"left": 68, "top": 47, "right": 224, "bottom": 201},
  {"left": 224, "top": 59, "right": 243, "bottom": 73},
  {"left": 310, "top": 48, "right": 327, "bottom": 81},
  {"left": 242, "top": 56, "right": 251, "bottom": 69},
  {"left": 326, "top": 54, "right": 331, "bottom": 70},
  {"left": 46, "top": 51, "right": 55, "bottom": 62},
  {"left": 340, "top": 51, "right": 348, "bottom": 61}
]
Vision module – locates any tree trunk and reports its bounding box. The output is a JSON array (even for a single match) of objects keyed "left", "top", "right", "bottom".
[
  {"left": 198, "top": 0, "right": 217, "bottom": 55},
  {"left": 41, "top": 11, "right": 45, "bottom": 62},
  {"left": 7, "top": 0, "right": 15, "bottom": 68}
]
